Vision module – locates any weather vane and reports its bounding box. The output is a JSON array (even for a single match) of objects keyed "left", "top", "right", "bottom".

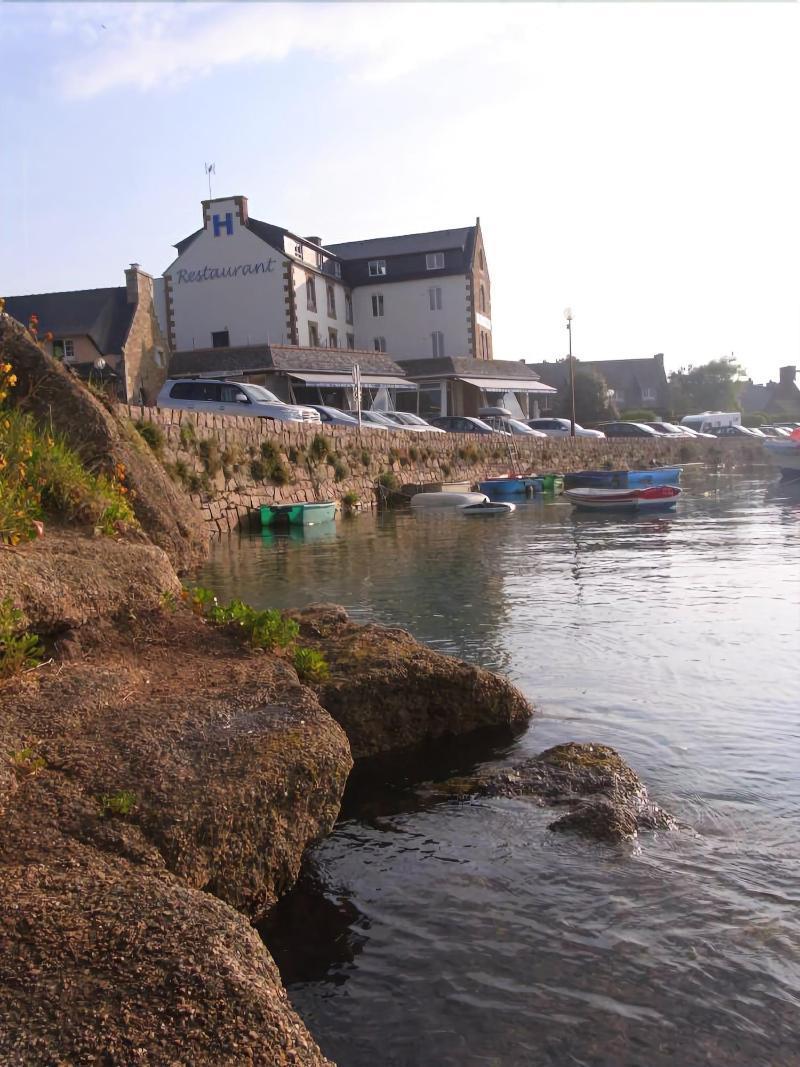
[{"left": 204, "top": 162, "right": 215, "bottom": 199}]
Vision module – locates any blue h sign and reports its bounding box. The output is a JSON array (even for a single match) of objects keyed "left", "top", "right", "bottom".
[{"left": 212, "top": 212, "right": 233, "bottom": 237}]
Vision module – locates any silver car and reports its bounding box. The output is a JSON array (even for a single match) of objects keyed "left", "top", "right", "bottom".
[
  {"left": 380, "top": 412, "right": 446, "bottom": 433},
  {"left": 157, "top": 378, "right": 320, "bottom": 423},
  {"left": 525, "top": 417, "right": 605, "bottom": 439}
]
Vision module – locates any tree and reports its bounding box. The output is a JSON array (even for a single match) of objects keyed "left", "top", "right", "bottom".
[
  {"left": 669, "top": 357, "right": 746, "bottom": 416},
  {"left": 556, "top": 368, "right": 617, "bottom": 425}
]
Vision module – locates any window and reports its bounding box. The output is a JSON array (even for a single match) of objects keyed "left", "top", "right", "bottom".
[
  {"left": 479, "top": 285, "right": 486, "bottom": 312},
  {"left": 328, "top": 327, "right": 338, "bottom": 349},
  {"left": 431, "top": 331, "right": 445, "bottom": 357},
  {"left": 211, "top": 330, "right": 229, "bottom": 348},
  {"left": 220, "top": 383, "right": 249, "bottom": 404},
  {"left": 346, "top": 333, "right": 355, "bottom": 350},
  {"left": 373, "top": 336, "right": 386, "bottom": 352},
  {"left": 642, "top": 387, "right": 656, "bottom": 402},
  {"left": 294, "top": 242, "right": 303, "bottom": 260},
  {"left": 428, "top": 287, "right": 442, "bottom": 311},
  {"left": 170, "top": 381, "right": 221, "bottom": 402},
  {"left": 345, "top": 292, "right": 353, "bottom": 324},
  {"left": 53, "top": 338, "right": 75, "bottom": 362},
  {"left": 481, "top": 332, "right": 489, "bottom": 359},
  {"left": 306, "top": 274, "right": 317, "bottom": 312},
  {"left": 426, "top": 252, "right": 445, "bottom": 270},
  {"left": 368, "top": 260, "right": 387, "bottom": 277},
  {"left": 315, "top": 250, "right": 323, "bottom": 268},
  {"left": 371, "top": 294, "right": 384, "bottom": 317},
  {"left": 326, "top": 284, "right": 336, "bottom": 317},
  {"left": 308, "top": 322, "right": 320, "bottom": 347},
  {"left": 155, "top": 348, "right": 165, "bottom": 368},
  {"left": 333, "top": 262, "right": 342, "bottom": 279}
]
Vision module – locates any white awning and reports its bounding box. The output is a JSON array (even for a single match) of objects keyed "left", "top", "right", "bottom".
[
  {"left": 289, "top": 371, "right": 416, "bottom": 390},
  {"left": 457, "top": 376, "right": 557, "bottom": 394}
]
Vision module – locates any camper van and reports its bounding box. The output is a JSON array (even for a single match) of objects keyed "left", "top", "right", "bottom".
[{"left": 680, "top": 411, "right": 741, "bottom": 434}]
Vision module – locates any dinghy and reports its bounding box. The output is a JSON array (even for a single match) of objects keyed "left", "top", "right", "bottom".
[
  {"left": 461, "top": 501, "right": 516, "bottom": 516},
  {"left": 565, "top": 485, "right": 682, "bottom": 511},
  {"left": 410, "top": 491, "right": 489, "bottom": 508}
]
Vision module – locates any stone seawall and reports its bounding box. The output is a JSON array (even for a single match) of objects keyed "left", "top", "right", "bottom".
[{"left": 122, "top": 405, "right": 766, "bottom": 535}]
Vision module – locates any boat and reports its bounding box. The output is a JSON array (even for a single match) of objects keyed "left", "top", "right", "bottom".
[
  {"left": 477, "top": 476, "right": 540, "bottom": 496},
  {"left": 461, "top": 501, "right": 516, "bottom": 516},
  {"left": 564, "top": 485, "right": 682, "bottom": 511},
  {"left": 260, "top": 501, "right": 336, "bottom": 527},
  {"left": 563, "top": 467, "right": 683, "bottom": 490},
  {"left": 764, "top": 437, "right": 800, "bottom": 479},
  {"left": 410, "top": 491, "right": 489, "bottom": 508}
]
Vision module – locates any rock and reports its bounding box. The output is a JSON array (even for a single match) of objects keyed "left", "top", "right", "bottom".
[
  {"left": 0, "top": 316, "right": 208, "bottom": 571},
  {"left": 288, "top": 604, "right": 533, "bottom": 759},
  {"left": 434, "top": 742, "right": 675, "bottom": 843},
  {"left": 0, "top": 527, "right": 181, "bottom": 634}
]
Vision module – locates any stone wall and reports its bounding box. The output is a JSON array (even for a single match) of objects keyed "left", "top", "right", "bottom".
[{"left": 121, "top": 405, "right": 767, "bottom": 536}]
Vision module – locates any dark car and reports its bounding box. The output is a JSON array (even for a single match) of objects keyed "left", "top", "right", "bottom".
[
  {"left": 428, "top": 416, "right": 497, "bottom": 435},
  {"left": 596, "top": 421, "right": 662, "bottom": 438}
]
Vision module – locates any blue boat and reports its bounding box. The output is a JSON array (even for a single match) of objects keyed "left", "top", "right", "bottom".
[
  {"left": 477, "top": 476, "right": 541, "bottom": 496},
  {"left": 563, "top": 466, "right": 682, "bottom": 490}
]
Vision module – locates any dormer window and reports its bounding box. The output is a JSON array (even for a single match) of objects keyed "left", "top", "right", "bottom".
[
  {"left": 333, "top": 262, "right": 342, "bottom": 279},
  {"left": 368, "top": 260, "right": 387, "bottom": 277},
  {"left": 294, "top": 243, "right": 303, "bottom": 260},
  {"left": 426, "top": 252, "right": 445, "bottom": 270}
]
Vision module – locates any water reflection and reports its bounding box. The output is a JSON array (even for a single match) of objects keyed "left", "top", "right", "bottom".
[{"left": 201, "top": 474, "right": 800, "bottom": 1067}]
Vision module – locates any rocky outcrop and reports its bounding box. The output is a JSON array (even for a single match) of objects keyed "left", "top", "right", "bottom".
[
  {"left": 0, "top": 315, "right": 208, "bottom": 571},
  {"left": 430, "top": 742, "right": 674, "bottom": 843},
  {"left": 0, "top": 527, "right": 181, "bottom": 633},
  {"left": 289, "top": 604, "right": 534, "bottom": 759}
]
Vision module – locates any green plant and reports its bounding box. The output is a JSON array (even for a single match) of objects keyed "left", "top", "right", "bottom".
[
  {"left": 250, "top": 609, "right": 300, "bottom": 651},
  {"left": 9, "top": 746, "right": 47, "bottom": 775},
  {"left": 377, "top": 470, "right": 399, "bottom": 491},
  {"left": 620, "top": 408, "right": 658, "bottom": 423},
  {"left": 179, "top": 422, "right": 196, "bottom": 449},
  {"left": 408, "top": 445, "right": 420, "bottom": 462},
  {"left": 388, "top": 448, "right": 400, "bottom": 465},
  {"left": 250, "top": 458, "right": 268, "bottom": 481},
  {"left": 293, "top": 646, "right": 329, "bottom": 683},
  {"left": 309, "top": 434, "right": 332, "bottom": 465},
  {"left": 331, "top": 456, "right": 348, "bottom": 482},
  {"left": 198, "top": 438, "right": 222, "bottom": 477},
  {"left": 160, "top": 589, "right": 179, "bottom": 612},
  {"left": 134, "top": 420, "right": 165, "bottom": 455},
  {"left": 183, "top": 585, "right": 217, "bottom": 616},
  {"left": 342, "top": 490, "right": 360, "bottom": 508},
  {"left": 98, "top": 789, "right": 136, "bottom": 818},
  {"left": 360, "top": 448, "right": 371, "bottom": 467},
  {"left": 0, "top": 598, "right": 42, "bottom": 678}
]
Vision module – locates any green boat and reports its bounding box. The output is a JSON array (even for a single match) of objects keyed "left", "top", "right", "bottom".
[{"left": 260, "top": 502, "right": 336, "bottom": 528}]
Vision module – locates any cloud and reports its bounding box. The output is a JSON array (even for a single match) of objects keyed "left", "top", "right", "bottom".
[{"left": 53, "top": 1, "right": 526, "bottom": 99}]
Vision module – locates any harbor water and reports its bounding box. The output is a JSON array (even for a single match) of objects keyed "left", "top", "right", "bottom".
[{"left": 200, "top": 472, "right": 800, "bottom": 1067}]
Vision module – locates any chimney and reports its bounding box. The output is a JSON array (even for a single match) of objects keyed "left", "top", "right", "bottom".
[
  {"left": 779, "top": 365, "right": 796, "bottom": 387},
  {"left": 654, "top": 352, "right": 664, "bottom": 369},
  {"left": 125, "top": 263, "right": 152, "bottom": 305},
  {"left": 304, "top": 236, "right": 322, "bottom": 247}
]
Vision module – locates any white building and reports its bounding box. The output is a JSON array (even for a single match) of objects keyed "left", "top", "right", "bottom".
[{"left": 160, "top": 195, "right": 492, "bottom": 363}]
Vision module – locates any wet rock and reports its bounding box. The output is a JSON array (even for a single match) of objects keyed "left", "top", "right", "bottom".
[
  {"left": 436, "top": 742, "right": 675, "bottom": 843},
  {"left": 289, "top": 604, "right": 534, "bottom": 759}
]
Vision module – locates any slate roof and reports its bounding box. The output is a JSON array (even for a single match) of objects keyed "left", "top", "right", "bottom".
[
  {"left": 3, "top": 288, "right": 134, "bottom": 356},
  {"left": 327, "top": 227, "right": 474, "bottom": 260},
  {"left": 531, "top": 356, "right": 669, "bottom": 404},
  {"left": 736, "top": 373, "right": 800, "bottom": 416},
  {"left": 170, "top": 344, "right": 407, "bottom": 379},
  {"left": 397, "top": 357, "right": 543, "bottom": 381}
]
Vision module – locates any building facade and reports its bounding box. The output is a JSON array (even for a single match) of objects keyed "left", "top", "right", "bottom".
[{"left": 160, "top": 195, "right": 492, "bottom": 365}]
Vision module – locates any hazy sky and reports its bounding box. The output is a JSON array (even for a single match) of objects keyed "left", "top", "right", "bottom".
[{"left": 1, "top": 2, "right": 798, "bottom": 384}]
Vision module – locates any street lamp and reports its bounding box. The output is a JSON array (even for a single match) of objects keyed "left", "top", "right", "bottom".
[{"left": 564, "top": 307, "right": 576, "bottom": 437}]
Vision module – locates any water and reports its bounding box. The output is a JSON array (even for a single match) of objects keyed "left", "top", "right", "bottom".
[{"left": 200, "top": 472, "right": 800, "bottom": 1067}]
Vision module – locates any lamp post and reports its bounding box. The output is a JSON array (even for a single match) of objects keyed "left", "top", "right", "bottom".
[{"left": 564, "top": 307, "right": 576, "bottom": 437}]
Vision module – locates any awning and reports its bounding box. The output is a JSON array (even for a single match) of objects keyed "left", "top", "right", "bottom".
[
  {"left": 457, "top": 376, "right": 558, "bottom": 394},
  {"left": 289, "top": 371, "right": 416, "bottom": 390}
]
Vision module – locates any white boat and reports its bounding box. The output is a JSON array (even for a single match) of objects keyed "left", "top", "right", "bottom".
[
  {"left": 410, "top": 491, "right": 489, "bottom": 509},
  {"left": 565, "top": 485, "right": 682, "bottom": 511},
  {"left": 765, "top": 438, "right": 800, "bottom": 479},
  {"left": 461, "top": 501, "right": 516, "bottom": 516}
]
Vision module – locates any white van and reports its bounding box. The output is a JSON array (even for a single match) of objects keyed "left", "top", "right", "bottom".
[
  {"left": 156, "top": 378, "right": 321, "bottom": 424},
  {"left": 680, "top": 411, "right": 741, "bottom": 434}
]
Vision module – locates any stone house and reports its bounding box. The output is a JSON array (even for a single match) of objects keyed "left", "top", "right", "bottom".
[
  {"left": 736, "top": 366, "right": 800, "bottom": 420},
  {"left": 4, "top": 265, "right": 169, "bottom": 404},
  {"left": 530, "top": 354, "right": 670, "bottom": 414}
]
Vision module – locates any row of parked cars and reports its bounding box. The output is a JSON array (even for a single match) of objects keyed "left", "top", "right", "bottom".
[{"left": 155, "top": 379, "right": 796, "bottom": 440}]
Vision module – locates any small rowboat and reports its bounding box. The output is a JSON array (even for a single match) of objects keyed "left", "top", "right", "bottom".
[
  {"left": 410, "top": 491, "right": 489, "bottom": 508},
  {"left": 564, "top": 485, "right": 682, "bottom": 511},
  {"left": 261, "top": 501, "right": 336, "bottom": 527},
  {"left": 563, "top": 466, "right": 682, "bottom": 490},
  {"left": 461, "top": 501, "right": 516, "bottom": 516}
]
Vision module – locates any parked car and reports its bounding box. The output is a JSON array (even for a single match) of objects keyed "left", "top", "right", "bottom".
[
  {"left": 157, "top": 378, "right": 321, "bottom": 424},
  {"left": 596, "top": 421, "right": 663, "bottom": 438},
  {"left": 761, "top": 426, "right": 792, "bottom": 438},
  {"left": 379, "top": 412, "right": 446, "bottom": 433},
  {"left": 482, "top": 416, "right": 547, "bottom": 437},
  {"left": 428, "top": 416, "right": 498, "bottom": 435},
  {"left": 711, "top": 424, "right": 763, "bottom": 439},
  {"left": 307, "top": 404, "right": 361, "bottom": 427},
  {"left": 525, "top": 417, "right": 605, "bottom": 439},
  {"left": 357, "top": 410, "right": 395, "bottom": 430},
  {"left": 665, "top": 424, "right": 716, "bottom": 439},
  {"left": 645, "top": 421, "right": 713, "bottom": 439}
]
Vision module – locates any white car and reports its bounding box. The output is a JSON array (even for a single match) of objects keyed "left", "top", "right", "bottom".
[
  {"left": 157, "top": 378, "right": 320, "bottom": 423},
  {"left": 380, "top": 412, "right": 446, "bottom": 433},
  {"left": 525, "top": 417, "right": 606, "bottom": 439}
]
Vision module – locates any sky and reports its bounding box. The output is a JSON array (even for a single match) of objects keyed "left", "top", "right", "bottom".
[{"left": 1, "top": 1, "right": 798, "bottom": 385}]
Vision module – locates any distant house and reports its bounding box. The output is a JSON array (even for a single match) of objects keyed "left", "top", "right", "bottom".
[
  {"left": 530, "top": 354, "right": 670, "bottom": 414},
  {"left": 737, "top": 366, "right": 800, "bottom": 419},
  {"left": 4, "top": 265, "right": 169, "bottom": 404},
  {"left": 169, "top": 343, "right": 415, "bottom": 409}
]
